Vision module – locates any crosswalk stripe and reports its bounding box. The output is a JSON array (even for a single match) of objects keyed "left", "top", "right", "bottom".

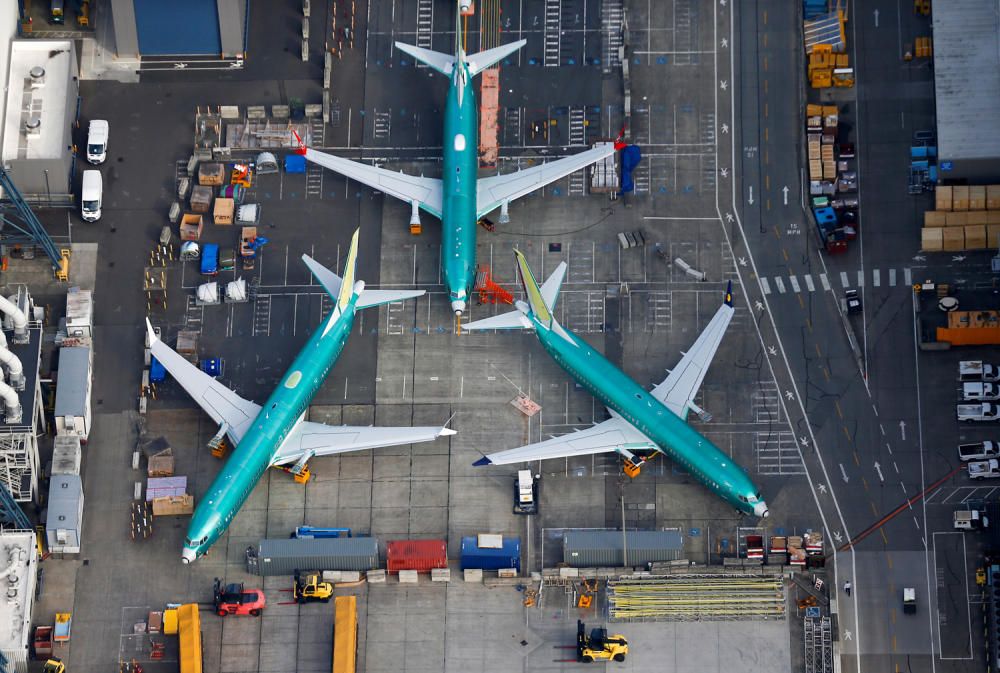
[
  {"left": 840, "top": 272, "right": 849, "bottom": 288},
  {"left": 789, "top": 275, "right": 801, "bottom": 292},
  {"left": 804, "top": 274, "right": 815, "bottom": 292},
  {"left": 904, "top": 267, "right": 912, "bottom": 285},
  {"left": 774, "top": 277, "right": 787, "bottom": 294},
  {"left": 857, "top": 270, "right": 865, "bottom": 287},
  {"left": 820, "top": 274, "right": 831, "bottom": 291},
  {"left": 889, "top": 269, "right": 897, "bottom": 287},
  {"left": 760, "top": 277, "right": 771, "bottom": 295},
  {"left": 873, "top": 269, "right": 881, "bottom": 287}
]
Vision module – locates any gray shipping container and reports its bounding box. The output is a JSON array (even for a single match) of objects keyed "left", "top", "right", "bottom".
[
  {"left": 247, "top": 537, "right": 379, "bottom": 576},
  {"left": 46, "top": 474, "right": 84, "bottom": 554},
  {"left": 563, "top": 531, "right": 683, "bottom": 567}
]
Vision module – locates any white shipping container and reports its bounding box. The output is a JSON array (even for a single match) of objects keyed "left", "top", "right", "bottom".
[
  {"left": 65, "top": 288, "right": 93, "bottom": 338},
  {"left": 54, "top": 347, "right": 92, "bottom": 442},
  {"left": 46, "top": 474, "right": 83, "bottom": 554}
]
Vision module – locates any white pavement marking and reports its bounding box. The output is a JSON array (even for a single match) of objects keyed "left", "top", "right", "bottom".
[
  {"left": 789, "top": 275, "right": 800, "bottom": 293},
  {"left": 804, "top": 274, "right": 815, "bottom": 292},
  {"left": 760, "top": 277, "right": 771, "bottom": 295},
  {"left": 889, "top": 268, "right": 897, "bottom": 287},
  {"left": 840, "top": 271, "right": 849, "bottom": 288},
  {"left": 857, "top": 270, "right": 865, "bottom": 287},
  {"left": 820, "top": 273, "right": 831, "bottom": 291},
  {"left": 774, "top": 277, "right": 786, "bottom": 294},
  {"left": 904, "top": 267, "right": 912, "bottom": 285},
  {"left": 873, "top": 269, "right": 880, "bottom": 287}
]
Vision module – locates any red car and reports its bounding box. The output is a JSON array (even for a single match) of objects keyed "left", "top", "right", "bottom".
[{"left": 213, "top": 579, "right": 265, "bottom": 617}]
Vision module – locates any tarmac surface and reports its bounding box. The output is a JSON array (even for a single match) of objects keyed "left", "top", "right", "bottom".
[{"left": 2, "top": 1, "right": 853, "bottom": 672}]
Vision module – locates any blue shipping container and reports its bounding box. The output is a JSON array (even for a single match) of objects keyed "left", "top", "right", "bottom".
[{"left": 460, "top": 536, "right": 521, "bottom": 571}]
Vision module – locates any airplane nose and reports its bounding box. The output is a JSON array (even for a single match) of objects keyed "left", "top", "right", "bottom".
[
  {"left": 181, "top": 547, "right": 197, "bottom": 564},
  {"left": 451, "top": 300, "right": 466, "bottom": 315},
  {"left": 753, "top": 502, "right": 769, "bottom": 518}
]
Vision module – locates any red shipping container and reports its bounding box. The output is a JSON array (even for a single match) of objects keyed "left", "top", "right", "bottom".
[{"left": 386, "top": 539, "right": 448, "bottom": 573}]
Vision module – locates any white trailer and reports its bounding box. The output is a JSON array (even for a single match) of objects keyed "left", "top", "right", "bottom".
[{"left": 54, "top": 346, "right": 92, "bottom": 442}]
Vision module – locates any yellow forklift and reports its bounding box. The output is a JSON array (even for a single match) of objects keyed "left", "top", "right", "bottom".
[
  {"left": 577, "top": 620, "right": 628, "bottom": 663},
  {"left": 293, "top": 570, "right": 334, "bottom": 603},
  {"left": 42, "top": 659, "right": 65, "bottom": 673}
]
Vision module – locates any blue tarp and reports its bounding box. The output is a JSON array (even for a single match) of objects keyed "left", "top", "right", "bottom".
[
  {"left": 134, "top": 0, "right": 221, "bottom": 56},
  {"left": 285, "top": 155, "right": 307, "bottom": 173},
  {"left": 149, "top": 357, "right": 166, "bottom": 384},
  {"left": 620, "top": 145, "right": 642, "bottom": 194}
]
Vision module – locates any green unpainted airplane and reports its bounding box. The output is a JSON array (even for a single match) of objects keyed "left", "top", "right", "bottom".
[
  {"left": 300, "top": 4, "right": 617, "bottom": 316},
  {"left": 462, "top": 251, "right": 768, "bottom": 518},
  {"left": 148, "top": 229, "right": 455, "bottom": 563}
]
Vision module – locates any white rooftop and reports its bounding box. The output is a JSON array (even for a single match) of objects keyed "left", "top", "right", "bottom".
[
  {"left": 0, "top": 531, "right": 36, "bottom": 653},
  {"left": 2, "top": 40, "right": 74, "bottom": 162}
]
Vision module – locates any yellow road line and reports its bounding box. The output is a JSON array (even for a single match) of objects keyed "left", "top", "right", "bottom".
[
  {"left": 822, "top": 367, "right": 830, "bottom": 381},
  {"left": 835, "top": 400, "right": 843, "bottom": 418},
  {"left": 862, "top": 476, "right": 869, "bottom": 491},
  {"left": 797, "top": 294, "right": 804, "bottom": 309},
  {"left": 782, "top": 248, "right": 789, "bottom": 261},
  {"left": 853, "top": 450, "right": 860, "bottom": 465}
]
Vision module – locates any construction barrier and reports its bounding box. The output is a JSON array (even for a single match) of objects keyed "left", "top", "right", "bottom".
[
  {"left": 178, "top": 604, "right": 202, "bottom": 673},
  {"left": 332, "top": 596, "right": 357, "bottom": 673},
  {"left": 608, "top": 574, "right": 786, "bottom": 622}
]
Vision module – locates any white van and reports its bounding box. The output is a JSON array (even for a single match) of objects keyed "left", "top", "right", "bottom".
[
  {"left": 81, "top": 170, "right": 102, "bottom": 222},
  {"left": 86, "top": 120, "right": 109, "bottom": 164}
]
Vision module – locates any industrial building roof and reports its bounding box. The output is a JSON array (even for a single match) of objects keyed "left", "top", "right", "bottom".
[
  {"left": 1, "top": 40, "right": 74, "bottom": 162},
  {"left": 0, "top": 326, "right": 41, "bottom": 431},
  {"left": 932, "top": 2, "right": 1000, "bottom": 161},
  {"left": 0, "top": 531, "right": 37, "bottom": 653},
  {"left": 47, "top": 474, "right": 83, "bottom": 528},
  {"left": 54, "top": 346, "right": 91, "bottom": 418}
]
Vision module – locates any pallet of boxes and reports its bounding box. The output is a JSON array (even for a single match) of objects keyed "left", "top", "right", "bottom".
[{"left": 922, "top": 185, "right": 1000, "bottom": 252}]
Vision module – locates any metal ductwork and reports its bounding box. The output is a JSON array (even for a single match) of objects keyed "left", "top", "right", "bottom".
[
  {"left": 0, "top": 348, "right": 24, "bottom": 391},
  {"left": 0, "top": 294, "right": 27, "bottom": 343},
  {"left": 0, "top": 370, "right": 21, "bottom": 424}
]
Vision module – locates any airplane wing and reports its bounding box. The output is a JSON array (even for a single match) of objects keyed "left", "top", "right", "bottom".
[
  {"left": 474, "top": 416, "right": 656, "bottom": 466},
  {"left": 146, "top": 320, "right": 260, "bottom": 444},
  {"left": 271, "top": 421, "right": 456, "bottom": 466},
  {"left": 476, "top": 144, "right": 616, "bottom": 219},
  {"left": 649, "top": 297, "right": 735, "bottom": 420},
  {"left": 304, "top": 148, "right": 443, "bottom": 218}
]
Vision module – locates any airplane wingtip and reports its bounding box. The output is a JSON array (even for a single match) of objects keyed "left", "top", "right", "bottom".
[
  {"left": 473, "top": 456, "right": 492, "bottom": 467},
  {"left": 145, "top": 317, "right": 158, "bottom": 344},
  {"left": 724, "top": 280, "right": 734, "bottom": 307},
  {"left": 439, "top": 427, "right": 457, "bottom": 437}
]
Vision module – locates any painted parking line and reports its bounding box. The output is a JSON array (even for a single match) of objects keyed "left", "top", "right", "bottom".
[
  {"left": 840, "top": 271, "right": 849, "bottom": 288},
  {"left": 820, "top": 273, "right": 831, "bottom": 291},
  {"left": 889, "top": 268, "right": 897, "bottom": 287},
  {"left": 804, "top": 274, "right": 815, "bottom": 292},
  {"left": 857, "top": 270, "right": 865, "bottom": 287},
  {"left": 873, "top": 269, "right": 880, "bottom": 287},
  {"left": 774, "top": 277, "right": 786, "bottom": 294},
  {"left": 760, "top": 277, "right": 771, "bottom": 295},
  {"left": 904, "top": 267, "right": 912, "bottom": 286},
  {"left": 789, "top": 275, "right": 800, "bottom": 293}
]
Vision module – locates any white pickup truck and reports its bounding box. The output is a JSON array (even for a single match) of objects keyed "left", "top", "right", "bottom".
[
  {"left": 958, "top": 441, "right": 1000, "bottom": 461},
  {"left": 962, "top": 382, "right": 1000, "bottom": 401},
  {"left": 957, "top": 403, "right": 1000, "bottom": 422},
  {"left": 960, "top": 360, "right": 1000, "bottom": 382},
  {"left": 968, "top": 459, "right": 1000, "bottom": 479}
]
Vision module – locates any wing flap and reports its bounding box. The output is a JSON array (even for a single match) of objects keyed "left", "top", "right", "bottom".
[
  {"left": 650, "top": 299, "right": 734, "bottom": 418},
  {"left": 477, "top": 418, "right": 653, "bottom": 465},
  {"left": 476, "top": 144, "right": 616, "bottom": 219},
  {"left": 305, "top": 149, "right": 443, "bottom": 217},
  {"left": 271, "top": 422, "right": 454, "bottom": 466}
]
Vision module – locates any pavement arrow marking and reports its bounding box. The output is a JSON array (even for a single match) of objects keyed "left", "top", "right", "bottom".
[
  {"left": 874, "top": 462, "right": 884, "bottom": 483},
  {"left": 748, "top": 186, "right": 754, "bottom": 205},
  {"left": 899, "top": 420, "right": 906, "bottom": 441},
  {"left": 840, "top": 463, "right": 849, "bottom": 483},
  {"left": 874, "top": 9, "right": 879, "bottom": 27},
  {"left": 782, "top": 185, "right": 789, "bottom": 205}
]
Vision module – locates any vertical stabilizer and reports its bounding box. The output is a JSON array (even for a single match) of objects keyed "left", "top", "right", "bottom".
[
  {"left": 337, "top": 229, "right": 360, "bottom": 310},
  {"left": 514, "top": 250, "right": 553, "bottom": 325}
]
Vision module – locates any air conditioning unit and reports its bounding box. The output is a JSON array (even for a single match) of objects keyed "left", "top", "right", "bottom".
[{"left": 56, "top": 529, "right": 68, "bottom": 544}]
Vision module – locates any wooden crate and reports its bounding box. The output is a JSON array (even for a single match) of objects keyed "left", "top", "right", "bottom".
[
  {"left": 966, "top": 225, "right": 988, "bottom": 250},
  {"left": 924, "top": 211, "right": 947, "bottom": 227},
  {"left": 953, "top": 185, "right": 970, "bottom": 211},
  {"left": 214, "top": 197, "right": 235, "bottom": 225},
  {"left": 988, "top": 185, "right": 1000, "bottom": 210},
  {"left": 970, "top": 186, "right": 987, "bottom": 211},
  {"left": 190, "top": 185, "right": 213, "bottom": 214},
  {"left": 945, "top": 211, "right": 968, "bottom": 227},
  {"left": 942, "top": 227, "right": 965, "bottom": 251},
  {"left": 921, "top": 227, "right": 943, "bottom": 251},
  {"left": 179, "top": 214, "right": 203, "bottom": 241},
  {"left": 152, "top": 494, "right": 194, "bottom": 516},
  {"left": 988, "top": 224, "right": 1000, "bottom": 248},
  {"left": 967, "top": 211, "right": 989, "bottom": 226},
  {"left": 197, "top": 162, "right": 225, "bottom": 186},
  {"left": 936, "top": 186, "right": 953, "bottom": 211}
]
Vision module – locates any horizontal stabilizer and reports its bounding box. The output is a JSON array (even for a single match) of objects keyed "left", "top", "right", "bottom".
[
  {"left": 394, "top": 42, "right": 455, "bottom": 76},
  {"left": 302, "top": 254, "right": 344, "bottom": 300},
  {"left": 466, "top": 40, "right": 527, "bottom": 76},
  {"left": 357, "top": 289, "right": 425, "bottom": 309},
  {"left": 462, "top": 309, "right": 532, "bottom": 331}
]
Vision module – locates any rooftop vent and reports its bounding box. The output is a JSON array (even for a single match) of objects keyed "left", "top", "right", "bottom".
[
  {"left": 24, "top": 118, "right": 41, "bottom": 139},
  {"left": 28, "top": 66, "right": 45, "bottom": 88}
]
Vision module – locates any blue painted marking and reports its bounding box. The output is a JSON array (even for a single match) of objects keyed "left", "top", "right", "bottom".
[
  {"left": 720, "top": 538, "right": 730, "bottom": 550},
  {"left": 806, "top": 607, "right": 820, "bottom": 618},
  {"left": 775, "top": 527, "right": 785, "bottom": 535},
  {"left": 680, "top": 104, "right": 694, "bottom": 113},
  {"left": 528, "top": 58, "right": 538, "bottom": 65},
  {"left": 435, "top": 326, "right": 447, "bottom": 333},
  {"left": 633, "top": 57, "right": 641, "bottom": 64},
  {"left": 289, "top": 192, "right": 297, "bottom": 198},
  {"left": 359, "top": 110, "right": 366, "bottom": 116},
  {"left": 412, "top": 327, "right": 422, "bottom": 333},
  {"left": 683, "top": 185, "right": 694, "bottom": 193},
  {"left": 689, "top": 527, "right": 701, "bottom": 537},
  {"left": 376, "top": 60, "right": 383, "bottom": 66},
  {"left": 400, "top": 59, "right": 409, "bottom": 67},
  {"left": 656, "top": 56, "right": 667, "bottom": 65},
  {"left": 552, "top": 187, "right": 561, "bottom": 196},
  {"left": 568, "top": 58, "right": 576, "bottom": 65},
  {"left": 659, "top": 186, "right": 668, "bottom": 193},
  {"left": 400, "top": 108, "right": 406, "bottom": 115},
  {"left": 264, "top": 192, "right": 272, "bottom": 198},
  {"left": 941, "top": 160, "right": 953, "bottom": 171},
  {"left": 594, "top": 57, "right": 601, "bottom": 64}
]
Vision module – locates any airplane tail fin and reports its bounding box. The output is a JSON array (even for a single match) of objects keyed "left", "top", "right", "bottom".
[
  {"left": 301, "top": 229, "right": 359, "bottom": 310},
  {"left": 394, "top": 42, "right": 456, "bottom": 76},
  {"left": 462, "top": 252, "right": 566, "bottom": 332},
  {"left": 466, "top": 40, "right": 527, "bottom": 76}
]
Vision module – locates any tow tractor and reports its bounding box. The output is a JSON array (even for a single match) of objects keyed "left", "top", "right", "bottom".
[
  {"left": 576, "top": 620, "right": 628, "bottom": 663},
  {"left": 213, "top": 578, "right": 265, "bottom": 616},
  {"left": 293, "top": 570, "right": 334, "bottom": 603}
]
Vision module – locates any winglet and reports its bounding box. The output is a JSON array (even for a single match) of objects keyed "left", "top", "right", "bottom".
[
  {"left": 438, "top": 428, "right": 458, "bottom": 437},
  {"left": 145, "top": 318, "right": 159, "bottom": 345},
  {"left": 724, "top": 281, "right": 733, "bottom": 308},
  {"left": 292, "top": 129, "right": 307, "bottom": 156},
  {"left": 473, "top": 456, "right": 493, "bottom": 467},
  {"left": 514, "top": 250, "right": 553, "bottom": 325}
]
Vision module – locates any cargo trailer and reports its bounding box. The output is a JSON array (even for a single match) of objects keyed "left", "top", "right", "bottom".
[
  {"left": 246, "top": 537, "right": 379, "bottom": 576},
  {"left": 563, "top": 531, "right": 683, "bottom": 567}
]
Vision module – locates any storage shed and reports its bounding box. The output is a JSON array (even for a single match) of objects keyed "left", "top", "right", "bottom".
[
  {"left": 562, "top": 531, "right": 684, "bottom": 567},
  {"left": 54, "top": 347, "right": 92, "bottom": 442},
  {"left": 46, "top": 474, "right": 83, "bottom": 554},
  {"left": 247, "top": 537, "right": 379, "bottom": 576}
]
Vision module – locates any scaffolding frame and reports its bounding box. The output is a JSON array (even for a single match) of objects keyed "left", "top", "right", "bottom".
[
  {"left": 804, "top": 616, "right": 833, "bottom": 673},
  {"left": 607, "top": 573, "right": 786, "bottom": 622}
]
